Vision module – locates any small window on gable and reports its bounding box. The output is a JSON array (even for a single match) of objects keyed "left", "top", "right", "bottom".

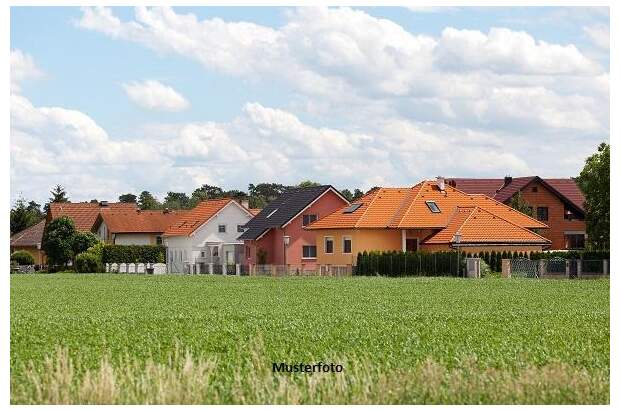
[
  {"left": 266, "top": 208, "right": 278, "bottom": 218},
  {"left": 237, "top": 224, "right": 245, "bottom": 233},
  {"left": 532, "top": 186, "right": 538, "bottom": 193},
  {"left": 302, "top": 214, "right": 317, "bottom": 226},
  {"left": 426, "top": 200, "right": 441, "bottom": 213},
  {"left": 343, "top": 203, "right": 362, "bottom": 213},
  {"left": 218, "top": 224, "right": 226, "bottom": 233}
]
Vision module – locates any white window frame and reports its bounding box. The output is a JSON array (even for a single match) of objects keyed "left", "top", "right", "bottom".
[
  {"left": 324, "top": 236, "right": 334, "bottom": 254},
  {"left": 342, "top": 236, "right": 352, "bottom": 254}
]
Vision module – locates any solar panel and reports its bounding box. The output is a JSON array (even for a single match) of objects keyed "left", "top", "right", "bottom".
[{"left": 343, "top": 203, "right": 362, "bottom": 213}]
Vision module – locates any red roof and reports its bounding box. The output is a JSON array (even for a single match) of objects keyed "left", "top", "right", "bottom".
[
  {"left": 11, "top": 219, "right": 45, "bottom": 247},
  {"left": 48, "top": 202, "right": 138, "bottom": 232},
  {"left": 447, "top": 176, "right": 585, "bottom": 212},
  {"left": 163, "top": 198, "right": 249, "bottom": 236},
  {"left": 95, "top": 209, "right": 188, "bottom": 234}
]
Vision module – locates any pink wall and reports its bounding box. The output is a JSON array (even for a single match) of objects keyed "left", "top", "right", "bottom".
[{"left": 243, "top": 189, "right": 347, "bottom": 267}]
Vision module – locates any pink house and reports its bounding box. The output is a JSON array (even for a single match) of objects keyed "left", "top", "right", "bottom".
[{"left": 238, "top": 185, "right": 349, "bottom": 269}]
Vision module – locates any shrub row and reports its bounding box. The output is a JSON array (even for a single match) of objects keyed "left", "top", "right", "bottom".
[
  {"left": 354, "top": 251, "right": 464, "bottom": 277},
  {"left": 101, "top": 245, "right": 166, "bottom": 264},
  {"left": 529, "top": 250, "right": 610, "bottom": 261}
]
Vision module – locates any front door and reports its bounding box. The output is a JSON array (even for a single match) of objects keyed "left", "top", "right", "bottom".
[
  {"left": 226, "top": 250, "right": 234, "bottom": 265},
  {"left": 406, "top": 238, "right": 418, "bottom": 252}
]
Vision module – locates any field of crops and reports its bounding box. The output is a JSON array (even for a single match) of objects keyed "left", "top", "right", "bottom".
[{"left": 10, "top": 274, "right": 609, "bottom": 404}]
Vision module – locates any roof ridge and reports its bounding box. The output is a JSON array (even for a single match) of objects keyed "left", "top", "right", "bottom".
[
  {"left": 393, "top": 181, "right": 425, "bottom": 228},
  {"left": 354, "top": 188, "right": 382, "bottom": 228}
]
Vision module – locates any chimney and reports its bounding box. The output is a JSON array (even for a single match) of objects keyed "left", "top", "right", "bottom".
[
  {"left": 504, "top": 176, "right": 513, "bottom": 186},
  {"left": 436, "top": 176, "right": 445, "bottom": 191},
  {"left": 241, "top": 199, "right": 250, "bottom": 209},
  {"left": 163, "top": 208, "right": 170, "bottom": 214},
  {"left": 99, "top": 200, "right": 109, "bottom": 207}
]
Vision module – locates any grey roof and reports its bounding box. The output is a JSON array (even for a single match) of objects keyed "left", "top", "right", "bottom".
[{"left": 238, "top": 185, "right": 340, "bottom": 240}]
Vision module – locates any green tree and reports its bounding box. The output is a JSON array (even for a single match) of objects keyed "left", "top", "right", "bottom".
[
  {"left": 508, "top": 191, "right": 534, "bottom": 217},
  {"left": 163, "top": 192, "right": 191, "bottom": 209},
  {"left": 138, "top": 191, "right": 161, "bottom": 210},
  {"left": 42, "top": 216, "right": 76, "bottom": 268},
  {"left": 576, "top": 142, "right": 610, "bottom": 249},
  {"left": 118, "top": 193, "right": 137, "bottom": 203},
  {"left": 247, "top": 183, "right": 293, "bottom": 208},
  {"left": 297, "top": 180, "right": 321, "bottom": 188},
  {"left": 49, "top": 184, "right": 69, "bottom": 203},
  {"left": 10, "top": 198, "right": 44, "bottom": 235},
  {"left": 340, "top": 189, "right": 353, "bottom": 202},
  {"left": 72, "top": 231, "right": 100, "bottom": 256}
]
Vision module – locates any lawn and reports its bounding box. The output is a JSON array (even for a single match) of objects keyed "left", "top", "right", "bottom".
[{"left": 10, "top": 274, "right": 609, "bottom": 404}]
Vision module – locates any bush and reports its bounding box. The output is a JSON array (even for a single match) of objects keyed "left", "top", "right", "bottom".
[
  {"left": 75, "top": 252, "right": 101, "bottom": 273},
  {"left": 72, "top": 232, "right": 100, "bottom": 256},
  {"left": 101, "top": 244, "right": 166, "bottom": 264},
  {"left": 354, "top": 250, "right": 462, "bottom": 277},
  {"left": 11, "top": 250, "right": 35, "bottom": 265}
]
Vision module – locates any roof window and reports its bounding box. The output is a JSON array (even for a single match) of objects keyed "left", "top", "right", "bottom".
[
  {"left": 266, "top": 208, "right": 278, "bottom": 218},
  {"left": 425, "top": 200, "right": 441, "bottom": 213},
  {"left": 343, "top": 203, "right": 362, "bottom": 213}
]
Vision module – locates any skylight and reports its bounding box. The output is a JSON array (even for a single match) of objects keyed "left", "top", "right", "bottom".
[
  {"left": 343, "top": 203, "right": 362, "bottom": 213},
  {"left": 425, "top": 200, "right": 441, "bottom": 213},
  {"left": 266, "top": 208, "right": 278, "bottom": 218}
]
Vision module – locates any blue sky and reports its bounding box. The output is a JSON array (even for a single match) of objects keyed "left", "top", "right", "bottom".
[{"left": 10, "top": 6, "right": 610, "bottom": 204}]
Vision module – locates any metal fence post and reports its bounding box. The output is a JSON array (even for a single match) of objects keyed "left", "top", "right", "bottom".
[
  {"left": 538, "top": 259, "right": 546, "bottom": 278},
  {"left": 603, "top": 259, "right": 609, "bottom": 276},
  {"left": 577, "top": 259, "right": 582, "bottom": 278},
  {"left": 565, "top": 260, "right": 570, "bottom": 278}
]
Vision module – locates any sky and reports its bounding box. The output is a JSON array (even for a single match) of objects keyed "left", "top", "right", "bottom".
[{"left": 10, "top": 6, "right": 610, "bottom": 205}]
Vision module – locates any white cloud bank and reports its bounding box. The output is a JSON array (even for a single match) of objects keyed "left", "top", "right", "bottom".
[{"left": 123, "top": 80, "right": 190, "bottom": 111}]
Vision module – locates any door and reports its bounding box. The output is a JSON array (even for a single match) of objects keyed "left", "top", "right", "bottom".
[
  {"left": 406, "top": 238, "right": 418, "bottom": 252},
  {"left": 226, "top": 250, "right": 234, "bottom": 265}
]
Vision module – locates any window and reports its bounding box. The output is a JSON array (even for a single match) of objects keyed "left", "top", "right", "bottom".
[
  {"left": 156, "top": 236, "right": 163, "bottom": 245},
  {"left": 246, "top": 246, "right": 251, "bottom": 259},
  {"left": 302, "top": 214, "right": 318, "bottom": 226},
  {"left": 342, "top": 237, "right": 352, "bottom": 254},
  {"left": 532, "top": 186, "right": 538, "bottom": 192},
  {"left": 302, "top": 245, "right": 317, "bottom": 258},
  {"left": 565, "top": 233, "right": 585, "bottom": 249},
  {"left": 564, "top": 206, "right": 584, "bottom": 221},
  {"left": 200, "top": 251, "right": 205, "bottom": 257},
  {"left": 406, "top": 238, "right": 418, "bottom": 252},
  {"left": 343, "top": 203, "right": 362, "bottom": 213},
  {"left": 237, "top": 224, "right": 245, "bottom": 233},
  {"left": 325, "top": 237, "right": 334, "bottom": 254},
  {"left": 218, "top": 224, "right": 226, "bottom": 233},
  {"left": 212, "top": 247, "right": 219, "bottom": 257},
  {"left": 425, "top": 200, "right": 441, "bottom": 213},
  {"left": 266, "top": 208, "right": 278, "bottom": 218},
  {"left": 536, "top": 207, "right": 548, "bottom": 221}
]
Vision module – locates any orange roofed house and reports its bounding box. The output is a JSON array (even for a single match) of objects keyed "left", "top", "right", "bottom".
[
  {"left": 307, "top": 178, "right": 550, "bottom": 268},
  {"left": 47, "top": 201, "right": 138, "bottom": 232},
  {"left": 445, "top": 176, "right": 586, "bottom": 250},
  {"left": 92, "top": 209, "right": 187, "bottom": 245}
]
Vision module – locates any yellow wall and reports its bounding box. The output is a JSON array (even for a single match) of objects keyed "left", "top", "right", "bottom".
[{"left": 11, "top": 246, "right": 46, "bottom": 265}]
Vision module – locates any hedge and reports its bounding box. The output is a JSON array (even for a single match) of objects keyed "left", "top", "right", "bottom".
[
  {"left": 354, "top": 250, "right": 465, "bottom": 277},
  {"left": 75, "top": 252, "right": 101, "bottom": 273},
  {"left": 101, "top": 245, "right": 166, "bottom": 264},
  {"left": 11, "top": 250, "right": 35, "bottom": 265},
  {"left": 530, "top": 250, "right": 610, "bottom": 261}
]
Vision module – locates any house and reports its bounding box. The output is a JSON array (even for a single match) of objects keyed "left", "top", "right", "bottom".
[
  {"left": 237, "top": 185, "right": 349, "bottom": 269},
  {"left": 92, "top": 209, "right": 187, "bottom": 245},
  {"left": 307, "top": 178, "right": 550, "bottom": 268},
  {"left": 162, "top": 198, "right": 255, "bottom": 273},
  {"left": 445, "top": 176, "right": 586, "bottom": 250},
  {"left": 47, "top": 201, "right": 138, "bottom": 232},
  {"left": 10, "top": 219, "right": 46, "bottom": 266}
]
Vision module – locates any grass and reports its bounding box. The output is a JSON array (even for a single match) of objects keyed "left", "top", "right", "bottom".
[{"left": 10, "top": 274, "right": 609, "bottom": 404}]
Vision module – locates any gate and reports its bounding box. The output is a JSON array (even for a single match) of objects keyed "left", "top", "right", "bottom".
[
  {"left": 510, "top": 258, "right": 539, "bottom": 278},
  {"left": 569, "top": 259, "right": 579, "bottom": 278}
]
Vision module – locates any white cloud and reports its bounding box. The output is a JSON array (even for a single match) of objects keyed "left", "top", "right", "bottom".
[
  {"left": 583, "top": 24, "right": 609, "bottom": 49},
  {"left": 123, "top": 80, "right": 190, "bottom": 111},
  {"left": 10, "top": 49, "right": 43, "bottom": 93}
]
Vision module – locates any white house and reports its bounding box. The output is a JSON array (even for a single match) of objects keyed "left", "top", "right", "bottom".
[{"left": 162, "top": 198, "right": 255, "bottom": 273}]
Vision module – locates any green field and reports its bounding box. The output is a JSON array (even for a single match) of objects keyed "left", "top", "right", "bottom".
[{"left": 11, "top": 274, "right": 609, "bottom": 404}]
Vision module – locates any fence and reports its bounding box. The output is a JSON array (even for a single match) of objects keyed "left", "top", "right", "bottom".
[
  {"left": 105, "top": 263, "right": 167, "bottom": 274},
  {"left": 502, "top": 258, "right": 609, "bottom": 279}
]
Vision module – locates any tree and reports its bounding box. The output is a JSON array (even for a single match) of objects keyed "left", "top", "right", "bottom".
[
  {"left": 72, "top": 231, "right": 100, "bottom": 256},
  {"left": 10, "top": 198, "right": 44, "bottom": 235},
  {"left": 247, "top": 183, "right": 292, "bottom": 208},
  {"left": 297, "top": 180, "right": 321, "bottom": 188},
  {"left": 42, "top": 216, "right": 76, "bottom": 268},
  {"left": 576, "top": 142, "right": 610, "bottom": 249},
  {"left": 508, "top": 191, "right": 534, "bottom": 217},
  {"left": 366, "top": 186, "right": 381, "bottom": 194},
  {"left": 118, "top": 193, "right": 137, "bottom": 203},
  {"left": 163, "top": 192, "right": 191, "bottom": 209},
  {"left": 352, "top": 189, "right": 364, "bottom": 201},
  {"left": 49, "top": 184, "right": 69, "bottom": 203},
  {"left": 138, "top": 191, "right": 161, "bottom": 210},
  {"left": 340, "top": 189, "right": 353, "bottom": 202}
]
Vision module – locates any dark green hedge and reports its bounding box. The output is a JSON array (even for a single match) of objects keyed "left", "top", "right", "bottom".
[
  {"left": 354, "top": 250, "right": 465, "bottom": 277},
  {"left": 101, "top": 245, "right": 166, "bottom": 264}
]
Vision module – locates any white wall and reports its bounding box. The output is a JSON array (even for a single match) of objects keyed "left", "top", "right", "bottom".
[
  {"left": 164, "top": 202, "right": 252, "bottom": 272},
  {"left": 115, "top": 233, "right": 153, "bottom": 245}
]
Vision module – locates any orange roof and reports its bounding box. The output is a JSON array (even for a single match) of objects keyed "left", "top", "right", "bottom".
[
  {"left": 95, "top": 209, "right": 188, "bottom": 234},
  {"left": 424, "top": 207, "right": 550, "bottom": 244},
  {"left": 48, "top": 202, "right": 138, "bottom": 232},
  {"left": 163, "top": 198, "right": 249, "bottom": 236},
  {"left": 307, "top": 180, "right": 549, "bottom": 245}
]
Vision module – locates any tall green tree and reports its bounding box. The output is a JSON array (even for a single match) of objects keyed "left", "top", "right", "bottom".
[
  {"left": 163, "top": 192, "right": 191, "bottom": 209},
  {"left": 118, "top": 193, "right": 137, "bottom": 203},
  {"left": 340, "top": 189, "right": 353, "bottom": 202},
  {"left": 137, "top": 191, "right": 161, "bottom": 210},
  {"left": 508, "top": 191, "right": 534, "bottom": 217},
  {"left": 10, "top": 198, "right": 44, "bottom": 235},
  {"left": 44, "top": 184, "right": 69, "bottom": 212},
  {"left": 297, "top": 180, "right": 321, "bottom": 188},
  {"left": 576, "top": 142, "right": 610, "bottom": 249},
  {"left": 247, "top": 183, "right": 292, "bottom": 208},
  {"left": 42, "top": 216, "right": 76, "bottom": 268},
  {"left": 72, "top": 231, "right": 100, "bottom": 257},
  {"left": 352, "top": 189, "right": 364, "bottom": 201}
]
